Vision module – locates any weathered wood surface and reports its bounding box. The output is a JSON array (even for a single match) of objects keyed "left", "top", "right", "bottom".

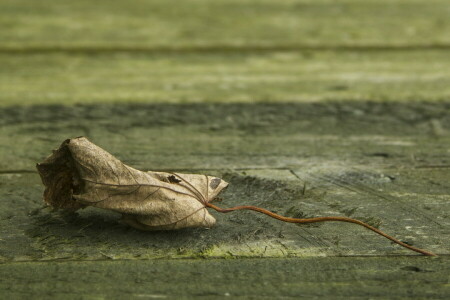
[
  {"left": 1, "top": 102, "right": 449, "bottom": 263},
  {"left": 1, "top": 0, "right": 450, "bottom": 298},
  {"left": 1, "top": 0, "right": 449, "bottom": 48},
  {"left": 1, "top": 257, "right": 449, "bottom": 299},
  {"left": 1, "top": 51, "right": 450, "bottom": 106}
]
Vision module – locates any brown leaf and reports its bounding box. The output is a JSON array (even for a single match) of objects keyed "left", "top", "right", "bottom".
[
  {"left": 36, "top": 138, "right": 436, "bottom": 256},
  {"left": 36, "top": 137, "right": 228, "bottom": 230}
]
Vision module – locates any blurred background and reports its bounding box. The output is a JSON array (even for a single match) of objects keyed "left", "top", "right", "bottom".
[{"left": 1, "top": 0, "right": 449, "bottom": 105}]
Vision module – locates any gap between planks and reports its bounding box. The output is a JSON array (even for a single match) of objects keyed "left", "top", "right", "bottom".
[{"left": 1, "top": 43, "right": 450, "bottom": 55}]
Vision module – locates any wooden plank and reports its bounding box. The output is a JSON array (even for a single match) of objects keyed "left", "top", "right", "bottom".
[
  {"left": 1, "top": 102, "right": 449, "bottom": 171},
  {"left": 1, "top": 166, "right": 447, "bottom": 261},
  {"left": 1, "top": 50, "right": 450, "bottom": 106},
  {"left": 1, "top": 0, "right": 449, "bottom": 48},
  {"left": 1, "top": 101, "right": 446, "bottom": 286},
  {"left": 1, "top": 102, "right": 447, "bottom": 259},
  {"left": 291, "top": 165, "right": 449, "bottom": 256},
  {"left": 1, "top": 257, "right": 449, "bottom": 299}
]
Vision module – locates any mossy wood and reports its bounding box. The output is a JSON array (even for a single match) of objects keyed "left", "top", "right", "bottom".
[{"left": 1, "top": 0, "right": 449, "bottom": 298}]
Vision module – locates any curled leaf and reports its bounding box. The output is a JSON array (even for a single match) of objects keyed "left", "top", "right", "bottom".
[
  {"left": 36, "top": 137, "right": 228, "bottom": 230},
  {"left": 37, "top": 137, "right": 436, "bottom": 256}
]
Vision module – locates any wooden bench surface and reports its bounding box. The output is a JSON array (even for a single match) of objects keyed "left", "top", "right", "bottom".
[{"left": 1, "top": 1, "right": 449, "bottom": 298}]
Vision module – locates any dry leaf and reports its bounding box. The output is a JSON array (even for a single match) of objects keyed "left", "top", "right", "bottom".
[
  {"left": 37, "top": 137, "right": 436, "bottom": 256},
  {"left": 36, "top": 137, "right": 228, "bottom": 230}
]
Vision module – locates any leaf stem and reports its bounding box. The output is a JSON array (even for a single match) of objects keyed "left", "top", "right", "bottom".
[{"left": 205, "top": 202, "right": 437, "bottom": 256}]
